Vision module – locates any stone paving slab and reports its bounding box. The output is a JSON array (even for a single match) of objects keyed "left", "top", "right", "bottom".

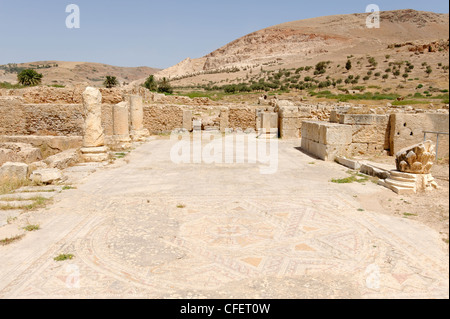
[
  {"left": 0, "top": 192, "right": 56, "bottom": 201},
  {"left": 0, "top": 139, "right": 448, "bottom": 299}
]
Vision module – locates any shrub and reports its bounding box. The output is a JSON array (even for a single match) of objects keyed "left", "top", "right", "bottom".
[
  {"left": 144, "top": 75, "right": 158, "bottom": 91},
  {"left": 17, "top": 69, "right": 43, "bottom": 86}
]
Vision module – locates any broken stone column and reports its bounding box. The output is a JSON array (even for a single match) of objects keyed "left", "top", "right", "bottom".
[
  {"left": 183, "top": 110, "right": 193, "bottom": 132},
  {"left": 80, "top": 87, "right": 109, "bottom": 162},
  {"left": 112, "top": 101, "right": 131, "bottom": 149},
  {"left": 378, "top": 141, "right": 439, "bottom": 194},
  {"left": 220, "top": 109, "right": 229, "bottom": 133},
  {"left": 128, "top": 95, "right": 149, "bottom": 141}
]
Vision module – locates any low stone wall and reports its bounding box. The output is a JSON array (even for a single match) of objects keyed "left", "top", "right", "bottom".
[
  {"left": 228, "top": 106, "right": 256, "bottom": 131},
  {"left": 301, "top": 121, "right": 353, "bottom": 161},
  {"left": 278, "top": 105, "right": 313, "bottom": 139},
  {"left": 143, "top": 104, "right": 184, "bottom": 133},
  {"left": 0, "top": 97, "right": 114, "bottom": 136},
  {"left": 0, "top": 136, "right": 82, "bottom": 156},
  {"left": 390, "top": 113, "right": 449, "bottom": 157},
  {"left": 339, "top": 114, "right": 390, "bottom": 156}
]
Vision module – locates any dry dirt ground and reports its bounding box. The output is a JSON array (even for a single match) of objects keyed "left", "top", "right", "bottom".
[
  {"left": 0, "top": 137, "right": 448, "bottom": 299},
  {"left": 357, "top": 155, "right": 449, "bottom": 242}
]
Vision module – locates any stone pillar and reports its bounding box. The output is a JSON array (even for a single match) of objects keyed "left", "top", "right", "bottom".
[
  {"left": 128, "top": 95, "right": 149, "bottom": 141},
  {"left": 220, "top": 109, "right": 229, "bottom": 133},
  {"left": 183, "top": 110, "right": 193, "bottom": 131},
  {"left": 112, "top": 101, "right": 131, "bottom": 149},
  {"left": 80, "top": 87, "right": 109, "bottom": 162}
]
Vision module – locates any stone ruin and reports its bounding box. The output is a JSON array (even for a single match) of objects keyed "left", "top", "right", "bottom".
[
  {"left": 0, "top": 87, "right": 153, "bottom": 185},
  {"left": 378, "top": 141, "right": 439, "bottom": 195},
  {"left": 80, "top": 87, "right": 109, "bottom": 162}
]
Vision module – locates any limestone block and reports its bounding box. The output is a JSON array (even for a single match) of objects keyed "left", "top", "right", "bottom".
[
  {"left": 336, "top": 157, "right": 361, "bottom": 170},
  {"left": 113, "top": 101, "right": 130, "bottom": 137},
  {"left": 318, "top": 124, "right": 353, "bottom": 145},
  {"left": 262, "top": 112, "right": 278, "bottom": 131},
  {"left": 351, "top": 125, "right": 387, "bottom": 144},
  {"left": 183, "top": 110, "right": 193, "bottom": 132},
  {"left": 396, "top": 140, "right": 436, "bottom": 174},
  {"left": 30, "top": 168, "right": 62, "bottom": 184},
  {"left": 278, "top": 106, "right": 299, "bottom": 118},
  {"left": 129, "top": 95, "right": 144, "bottom": 131},
  {"left": 390, "top": 113, "right": 449, "bottom": 156},
  {"left": 44, "top": 149, "right": 79, "bottom": 170},
  {"left": 0, "top": 162, "right": 28, "bottom": 181},
  {"left": 0, "top": 142, "right": 42, "bottom": 166},
  {"left": 82, "top": 87, "right": 105, "bottom": 148},
  {"left": 340, "top": 114, "right": 389, "bottom": 126}
]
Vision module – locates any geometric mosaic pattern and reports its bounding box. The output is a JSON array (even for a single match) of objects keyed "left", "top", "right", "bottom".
[{"left": 0, "top": 140, "right": 448, "bottom": 299}]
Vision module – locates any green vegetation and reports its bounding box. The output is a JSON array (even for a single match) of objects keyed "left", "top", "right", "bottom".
[
  {"left": 0, "top": 81, "right": 26, "bottom": 89},
  {"left": 144, "top": 75, "right": 158, "bottom": 91},
  {"left": 331, "top": 171, "right": 378, "bottom": 185},
  {"left": 54, "top": 254, "right": 75, "bottom": 261},
  {"left": 17, "top": 69, "right": 43, "bottom": 86},
  {"left": 0, "top": 234, "right": 25, "bottom": 246},
  {"left": 23, "top": 224, "right": 40, "bottom": 232},
  {"left": 104, "top": 75, "right": 118, "bottom": 88}
]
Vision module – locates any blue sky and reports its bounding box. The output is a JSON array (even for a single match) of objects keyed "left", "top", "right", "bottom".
[{"left": 0, "top": 0, "right": 448, "bottom": 69}]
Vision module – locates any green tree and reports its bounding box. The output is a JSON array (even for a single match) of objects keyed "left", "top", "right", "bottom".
[
  {"left": 144, "top": 75, "right": 158, "bottom": 91},
  {"left": 17, "top": 69, "right": 43, "bottom": 86},
  {"left": 426, "top": 66, "right": 433, "bottom": 77},
  {"left": 104, "top": 76, "right": 118, "bottom": 88},
  {"left": 345, "top": 60, "right": 352, "bottom": 71},
  {"left": 402, "top": 73, "right": 409, "bottom": 82},
  {"left": 157, "top": 77, "right": 173, "bottom": 94}
]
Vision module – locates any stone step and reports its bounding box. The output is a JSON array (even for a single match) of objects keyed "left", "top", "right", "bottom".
[
  {"left": 389, "top": 175, "right": 417, "bottom": 183},
  {"left": 0, "top": 224, "right": 26, "bottom": 242},
  {"left": 378, "top": 180, "right": 416, "bottom": 195},
  {"left": 0, "top": 210, "right": 21, "bottom": 227},
  {"left": 384, "top": 179, "right": 415, "bottom": 189},
  {"left": 390, "top": 170, "right": 417, "bottom": 179},
  {"left": 0, "top": 200, "right": 35, "bottom": 209},
  {"left": 0, "top": 192, "right": 56, "bottom": 201},
  {"left": 15, "top": 185, "right": 63, "bottom": 193}
]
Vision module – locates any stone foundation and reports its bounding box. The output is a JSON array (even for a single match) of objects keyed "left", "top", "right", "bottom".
[{"left": 301, "top": 121, "right": 352, "bottom": 161}]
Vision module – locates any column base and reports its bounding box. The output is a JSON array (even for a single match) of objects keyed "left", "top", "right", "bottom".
[
  {"left": 131, "top": 129, "right": 150, "bottom": 142},
  {"left": 80, "top": 146, "right": 109, "bottom": 162}
]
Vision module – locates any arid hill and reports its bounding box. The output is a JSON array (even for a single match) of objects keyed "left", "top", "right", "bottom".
[
  {"left": 153, "top": 9, "right": 449, "bottom": 89},
  {"left": 0, "top": 61, "right": 160, "bottom": 87}
]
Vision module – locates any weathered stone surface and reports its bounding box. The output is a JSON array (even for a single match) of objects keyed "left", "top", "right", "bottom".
[
  {"left": 336, "top": 157, "right": 361, "bottom": 170},
  {"left": 379, "top": 170, "right": 439, "bottom": 194},
  {"left": 43, "top": 149, "right": 79, "bottom": 170},
  {"left": 340, "top": 114, "right": 389, "bottom": 126},
  {"left": 129, "top": 95, "right": 144, "bottom": 131},
  {"left": 184, "top": 110, "right": 194, "bottom": 132},
  {"left": 82, "top": 87, "right": 105, "bottom": 148},
  {"left": 0, "top": 143, "right": 42, "bottom": 166},
  {"left": 396, "top": 140, "right": 436, "bottom": 174},
  {"left": 390, "top": 113, "right": 449, "bottom": 156},
  {"left": 113, "top": 101, "right": 130, "bottom": 137},
  {"left": 0, "top": 136, "right": 83, "bottom": 155},
  {"left": 30, "top": 168, "right": 62, "bottom": 184},
  {"left": 0, "top": 162, "right": 28, "bottom": 181}
]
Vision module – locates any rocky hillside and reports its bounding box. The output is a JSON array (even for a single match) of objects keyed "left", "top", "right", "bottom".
[
  {"left": 0, "top": 61, "right": 160, "bottom": 87},
  {"left": 154, "top": 9, "right": 449, "bottom": 84}
]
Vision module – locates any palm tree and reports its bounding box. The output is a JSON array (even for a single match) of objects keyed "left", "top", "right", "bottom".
[
  {"left": 157, "top": 77, "right": 173, "bottom": 94},
  {"left": 104, "top": 76, "right": 118, "bottom": 88},
  {"left": 17, "top": 69, "right": 43, "bottom": 86},
  {"left": 144, "top": 75, "right": 158, "bottom": 91}
]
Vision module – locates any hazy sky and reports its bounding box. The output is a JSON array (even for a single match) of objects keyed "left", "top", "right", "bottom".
[{"left": 0, "top": 0, "right": 448, "bottom": 69}]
